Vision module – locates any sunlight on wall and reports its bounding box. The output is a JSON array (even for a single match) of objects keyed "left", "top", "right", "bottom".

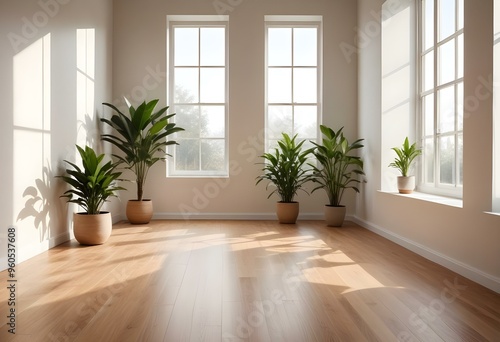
[
  {"left": 13, "top": 34, "right": 52, "bottom": 260},
  {"left": 381, "top": 3, "right": 413, "bottom": 191},
  {"left": 76, "top": 28, "right": 96, "bottom": 152}
]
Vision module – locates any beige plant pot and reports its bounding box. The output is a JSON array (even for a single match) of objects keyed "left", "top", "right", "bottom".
[
  {"left": 397, "top": 176, "right": 415, "bottom": 194},
  {"left": 73, "top": 212, "right": 112, "bottom": 245},
  {"left": 126, "top": 199, "right": 153, "bottom": 224},
  {"left": 324, "top": 205, "right": 346, "bottom": 227},
  {"left": 276, "top": 202, "right": 299, "bottom": 224}
]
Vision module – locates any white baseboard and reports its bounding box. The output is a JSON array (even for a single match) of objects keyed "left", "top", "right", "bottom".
[
  {"left": 153, "top": 212, "right": 325, "bottom": 221},
  {"left": 352, "top": 216, "right": 500, "bottom": 294}
]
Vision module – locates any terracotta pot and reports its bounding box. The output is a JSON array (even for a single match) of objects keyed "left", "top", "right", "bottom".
[
  {"left": 397, "top": 176, "right": 415, "bottom": 194},
  {"left": 126, "top": 200, "right": 153, "bottom": 224},
  {"left": 276, "top": 202, "right": 299, "bottom": 224},
  {"left": 324, "top": 205, "right": 346, "bottom": 227},
  {"left": 73, "top": 212, "right": 112, "bottom": 245}
]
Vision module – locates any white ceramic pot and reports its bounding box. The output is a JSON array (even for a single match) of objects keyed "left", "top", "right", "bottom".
[{"left": 397, "top": 176, "right": 415, "bottom": 194}]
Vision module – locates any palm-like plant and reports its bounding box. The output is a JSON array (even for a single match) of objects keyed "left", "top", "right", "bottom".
[
  {"left": 256, "top": 133, "right": 313, "bottom": 203},
  {"left": 389, "top": 137, "right": 422, "bottom": 177},
  {"left": 59, "top": 145, "right": 124, "bottom": 214},
  {"left": 310, "top": 125, "right": 365, "bottom": 207},
  {"left": 101, "top": 99, "right": 184, "bottom": 201}
]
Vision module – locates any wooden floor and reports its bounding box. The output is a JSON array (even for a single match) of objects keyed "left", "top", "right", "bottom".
[{"left": 1, "top": 220, "right": 499, "bottom": 341}]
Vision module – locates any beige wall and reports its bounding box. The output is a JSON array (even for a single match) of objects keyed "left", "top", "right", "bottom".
[
  {"left": 357, "top": 0, "right": 500, "bottom": 292},
  {"left": 0, "top": 0, "right": 115, "bottom": 266},
  {"left": 111, "top": 0, "right": 359, "bottom": 219}
]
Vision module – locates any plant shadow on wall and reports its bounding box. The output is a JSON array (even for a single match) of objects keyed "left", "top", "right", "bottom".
[
  {"left": 17, "top": 164, "right": 66, "bottom": 242},
  {"left": 16, "top": 112, "right": 104, "bottom": 242},
  {"left": 78, "top": 113, "right": 103, "bottom": 152}
]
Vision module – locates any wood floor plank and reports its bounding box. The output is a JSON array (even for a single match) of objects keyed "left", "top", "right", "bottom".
[{"left": 0, "top": 220, "right": 498, "bottom": 341}]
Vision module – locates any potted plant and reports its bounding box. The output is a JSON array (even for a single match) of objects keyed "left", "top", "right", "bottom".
[
  {"left": 389, "top": 137, "right": 422, "bottom": 194},
  {"left": 310, "top": 125, "right": 365, "bottom": 227},
  {"left": 101, "top": 99, "right": 184, "bottom": 224},
  {"left": 256, "top": 133, "right": 313, "bottom": 224},
  {"left": 59, "top": 145, "right": 124, "bottom": 245}
]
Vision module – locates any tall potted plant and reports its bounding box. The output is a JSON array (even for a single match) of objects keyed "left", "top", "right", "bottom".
[
  {"left": 256, "top": 133, "right": 313, "bottom": 224},
  {"left": 389, "top": 137, "right": 422, "bottom": 194},
  {"left": 101, "top": 99, "right": 184, "bottom": 224},
  {"left": 310, "top": 125, "right": 365, "bottom": 227},
  {"left": 59, "top": 145, "right": 124, "bottom": 245}
]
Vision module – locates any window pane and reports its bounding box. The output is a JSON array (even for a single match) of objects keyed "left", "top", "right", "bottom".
[
  {"left": 174, "top": 105, "right": 199, "bottom": 138},
  {"left": 423, "top": 0, "right": 435, "bottom": 50},
  {"left": 457, "top": 82, "right": 463, "bottom": 130},
  {"left": 294, "top": 28, "right": 317, "bottom": 66},
  {"left": 439, "top": 135, "right": 455, "bottom": 184},
  {"left": 200, "top": 68, "right": 225, "bottom": 103},
  {"left": 294, "top": 106, "right": 317, "bottom": 138},
  {"left": 457, "top": 34, "right": 463, "bottom": 79},
  {"left": 424, "top": 94, "right": 434, "bottom": 136},
  {"left": 423, "top": 51, "right": 434, "bottom": 92},
  {"left": 174, "top": 28, "right": 198, "bottom": 66},
  {"left": 457, "top": 134, "right": 463, "bottom": 185},
  {"left": 176, "top": 139, "right": 200, "bottom": 171},
  {"left": 439, "top": 0, "right": 456, "bottom": 41},
  {"left": 268, "top": 105, "right": 292, "bottom": 139},
  {"left": 174, "top": 68, "right": 198, "bottom": 103},
  {"left": 439, "top": 39, "right": 455, "bottom": 85},
  {"left": 268, "top": 68, "right": 292, "bottom": 103},
  {"left": 293, "top": 68, "right": 317, "bottom": 103},
  {"left": 268, "top": 28, "right": 291, "bottom": 66},
  {"left": 201, "top": 139, "right": 225, "bottom": 171},
  {"left": 201, "top": 28, "right": 225, "bottom": 66},
  {"left": 201, "top": 106, "right": 225, "bottom": 138},
  {"left": 439, "top": 85, "right": 455, "bottom": 133},
  {"left": 457, "top": 0, "right": 464, "bottom": 30},
  {"left": 425, "top": 138, "right": 435, "bottom": 183}
]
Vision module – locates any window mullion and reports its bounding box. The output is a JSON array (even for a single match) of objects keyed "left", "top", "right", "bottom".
[{"left": 433, "top": 0, "right": 439, "bottom": 189}]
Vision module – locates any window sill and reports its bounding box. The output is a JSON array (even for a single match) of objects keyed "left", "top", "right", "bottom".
[{"left": 378, "top": 190, "right": 463, "bottom": 208}]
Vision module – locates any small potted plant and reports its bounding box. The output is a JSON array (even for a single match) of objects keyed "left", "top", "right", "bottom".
[
  {"left": 101, "top": 99, "right": 184, "bottom": 224},
  {"left": 59, "top": 145, "right": 124, "bottom": 245},
  {"left": 389, "top": 137, "right": 422, "bottom": 194},
  {"left": 310, "top": 125, "right": 365, "bottom": 227},
  {"left": 256, "top": 133, "right": 313, "bottom": 224}
]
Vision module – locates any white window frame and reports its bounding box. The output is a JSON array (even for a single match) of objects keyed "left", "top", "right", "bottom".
[
  {"left": 418, "top": 0, "right": 464, "bottom": 198},
  {"left": 264, "top": 16, "right": 323, "bottom": 153},
  {"left": 494, "top": 0, "right": 500, "bottom": 212},
  {"left": 167, "top": 15, "right": 229, "bottom": 178}
]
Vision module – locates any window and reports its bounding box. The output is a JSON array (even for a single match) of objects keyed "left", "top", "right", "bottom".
[
  {"left": 265, "top": 16, "right": 322, "bottom": 152},
  {"left": 167, "top": 16, "right": 228, "bottom": 177},
  {"left": 419, "top": 0, "right": 464, "bottom": 197}
]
